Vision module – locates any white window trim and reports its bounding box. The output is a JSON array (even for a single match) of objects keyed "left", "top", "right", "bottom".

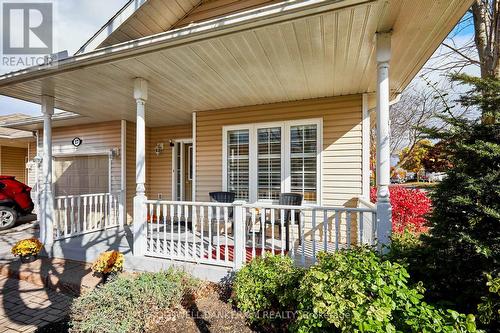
[
  {"left": 187, "top": 145, "right": 193, "bottom": 181},
  {"left": 222, "top": 118, "right": 322, "bottom": 205},
  {"left": 171, "top": 138, "right": 193, "bottom": 201}
]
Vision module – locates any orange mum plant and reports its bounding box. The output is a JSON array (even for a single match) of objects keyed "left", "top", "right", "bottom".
[
  {"left": 91, "top": 250, "right": 124, "bottom": 274},
  {"left": 11, "top": 238, "right": 43, "bottom": 257}
]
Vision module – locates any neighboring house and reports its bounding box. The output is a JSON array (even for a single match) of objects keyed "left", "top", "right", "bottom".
[
  {"left": 0, "top": 0, "right": 473, "bottom": 279},
  {"left": 0, "top": 114, "right": 34, "bottom": 184}
]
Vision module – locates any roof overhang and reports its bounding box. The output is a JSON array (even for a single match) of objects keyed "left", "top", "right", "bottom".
[
  {"left": 76, "top": 0, "right": 148, "bottom": 55},
  {"left": 0, "top": 112, "right": 88, "bottom": 131},
  {"left": 0, "top": 0, "right": 473, "bottom": 127},
  {"left": 0, "top": 137, "right": 32, "bottom": 147}
]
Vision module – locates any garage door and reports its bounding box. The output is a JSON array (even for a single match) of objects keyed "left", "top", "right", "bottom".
[{"left": 53, "top": 155, "right": 109, "bottom": 196}]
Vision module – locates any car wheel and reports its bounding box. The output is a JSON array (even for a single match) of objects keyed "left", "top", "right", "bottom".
[{"left": 0, "top": 207, "right": 17, "bottom": 230}]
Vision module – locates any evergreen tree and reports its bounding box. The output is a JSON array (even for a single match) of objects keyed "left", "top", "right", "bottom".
[{"left": 414, "top": 74, "right": 500, "bottom": 329}]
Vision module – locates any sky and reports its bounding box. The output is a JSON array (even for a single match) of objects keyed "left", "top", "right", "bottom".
[
  {"left": 0, "top": 0, "right": 128, "bottom": 116},
  {"left": 0, "top": 0, "right": 479, "bottom": 118}
]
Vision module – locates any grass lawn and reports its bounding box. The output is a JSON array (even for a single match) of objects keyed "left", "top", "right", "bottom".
[{"left": 399, "top": 182, "right": 438, "bottom": 190}]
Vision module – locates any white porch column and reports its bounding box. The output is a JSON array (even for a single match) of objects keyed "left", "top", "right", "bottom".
[
  {"left": 40, "top": 95, "right": 54, "bottom": 248},
  {"left": 375, "top": 32, "right": 392, "bottom": 249},
  {"left": 133, "top": 78, "right": 148, "bottom": 256}
]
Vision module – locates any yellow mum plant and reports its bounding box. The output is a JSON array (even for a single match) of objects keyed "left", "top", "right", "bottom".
[
  {"left": 91, "top": 250, "right": 124, "bottom": 274},
  {"left": 11, "top": 238, "right": 43, "bottom": 257}
]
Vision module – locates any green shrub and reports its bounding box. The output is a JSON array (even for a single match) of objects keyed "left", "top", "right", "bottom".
[
  {"left": 386, "top": 228, "right": 424, "bottom": 262},
  {"left": 233, "top": 255, "right": 304, "bottom": 326},
  {"left": 478, "top": 274, "right": 500, "bottom": 330},
  {"left": 70, "top": 269, "right": 199, "bottom": 333},
  {"left": 416, "top": 75, "right": 500, "bottom": 319},
  {"left": 293, "top": 248, "right": 478, "bottom": 333}
]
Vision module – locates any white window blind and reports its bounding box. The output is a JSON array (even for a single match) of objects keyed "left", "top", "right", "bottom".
[
  {"left": 227, "top": 129, "right": 249, "bottom": 200},
  {"left": 223, "top": 119, "right": 321, "bottom": 204},
  {"left": 290, "top": 124, "right": 318, "bottom": 202},
  {"left": 257, "top": 127, "right": 281, "bottom": 200}
]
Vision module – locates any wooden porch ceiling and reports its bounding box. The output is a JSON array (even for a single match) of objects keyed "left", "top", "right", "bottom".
[{"left": 0, "top": 0, "right": 472, "bottom": 127}]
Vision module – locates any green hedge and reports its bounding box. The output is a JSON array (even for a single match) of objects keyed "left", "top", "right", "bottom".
[
  {"left": 70, "top": 269, "right": 199, "bottom": 333},
  {"left": 233, "top": 255, "right": 304, "bottom": 327},
  {"left": 233, "top": 249, "right": 479, "bottom": 333}
]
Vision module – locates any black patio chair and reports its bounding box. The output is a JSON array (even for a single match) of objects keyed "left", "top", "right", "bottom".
[
  {"left": 209, "top": 192, "right": 236, "bottom": 204},
  {"left": 264, "top": 193, "right": 303, "bottom": 250},
  {"left": 209, "top": 192, "right": 236, "bottom": 238}
]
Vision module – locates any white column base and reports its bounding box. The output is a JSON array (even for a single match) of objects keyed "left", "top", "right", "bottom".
[
  {"left": 133, "top": 194, "right": 147, "bottom": 256},
  {"left": 233, "top": 201, "right": 246, "bottom": 269},
  {"left": 376, "top": 196, "right": 392, "bottom": 251},
  {"left": 39, "top": 191, "right": 54, "bottom": 248}
]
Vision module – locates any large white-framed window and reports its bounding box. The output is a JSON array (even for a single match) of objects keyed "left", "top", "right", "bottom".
[{"left": 223, "top": 118, "right": 322, "bottom": 204}]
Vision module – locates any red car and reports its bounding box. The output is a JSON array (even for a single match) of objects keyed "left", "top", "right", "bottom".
[{"left": 0, "top": 176, "right": 34, "bottom": 230}]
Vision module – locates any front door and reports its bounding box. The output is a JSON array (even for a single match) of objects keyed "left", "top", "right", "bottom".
[{"left": 172, "top": 140, "right": 193, "bottom": 201}]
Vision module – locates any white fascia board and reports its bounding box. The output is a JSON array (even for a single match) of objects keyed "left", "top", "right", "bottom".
[
  {"left": 0, "top": 112, "right": 81, "bottom": 129},
  {"left": 76, "top": 0, "right": 148, "bottom": 55},
  {"left": 0, "top": 0, "right": 372, "bottom": 87}
]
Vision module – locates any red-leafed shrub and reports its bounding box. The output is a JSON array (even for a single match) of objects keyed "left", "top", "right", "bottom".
[{"left": 370, "top": 186, "right": 432, "bottom": 233}]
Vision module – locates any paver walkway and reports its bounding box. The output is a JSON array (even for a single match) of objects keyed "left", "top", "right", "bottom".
[
  {"left": 0, "top": 275, "right": 72, "bottom": 332},
  {"left": 0, "top": 221, "right": 92, "bottom": 332}
]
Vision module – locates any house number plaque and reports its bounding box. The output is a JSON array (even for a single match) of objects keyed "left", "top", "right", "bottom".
[{"left": 72, "top": 137, "right": 82, "bottom": 147}]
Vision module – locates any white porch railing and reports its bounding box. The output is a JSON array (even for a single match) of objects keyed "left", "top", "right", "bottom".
[
  {"left": 142, "top": 200, "right": 377, "bottom": 268},
  {"left": 54, "top": 192, "right": 120, "bottom": 240},
  {"left": 143, "top": 200, "right": 235, "bottom": 267}
]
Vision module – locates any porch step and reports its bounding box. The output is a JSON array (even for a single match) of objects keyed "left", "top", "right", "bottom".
[
  {"left": 125, "top": 255, "right": 233, "bottom": 283},
  {"left": 50, "top": 226, "right": 132, "bottom": 263},
  {"left": 0, "top": 256, "right": 101, "bottom": 297}
]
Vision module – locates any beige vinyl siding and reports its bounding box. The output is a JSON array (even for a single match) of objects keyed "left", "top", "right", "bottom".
[
  {"left": 48, "top": 121, "right": 122, "bottom": 193},
  {"left": 0, "top": 146, "right": 28, "bottom": 183},
  {"left": 147, "top": 124, "right": 192, "bottom": 200},
  {"left": 33, "top": 122, "right": 122, "bottom": 202},
  {"left": 127, "top": 123, "right": 191, "bottom": 220},
  {"left": 196, "top": 95, "right": 363, "bottom": 206}
]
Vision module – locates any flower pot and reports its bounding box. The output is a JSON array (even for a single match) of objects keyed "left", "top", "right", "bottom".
[
  {"left": 101, "top": 272, "right": 117, "bottom": 284},
  {"left": 20, "top": 254, "right": 37, "bottom": 264}
]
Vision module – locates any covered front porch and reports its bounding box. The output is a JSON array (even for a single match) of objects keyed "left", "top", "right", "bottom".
[
  {"left": 41, "top": 76, "right": 386, "bottom": 272},
  {"left": 0, "top": 0, "right": 469, "bottom": 273}
]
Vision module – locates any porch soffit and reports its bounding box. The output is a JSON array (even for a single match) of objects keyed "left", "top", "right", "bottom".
[
  {"left": 77, "top": 0, "right": 199, "bottom": 55},
  {"left": 80, "top": 0, "right": 284, "bottom": 54},
  {"left": 0, "top": 0, "right": 473, "bottom": 128}
]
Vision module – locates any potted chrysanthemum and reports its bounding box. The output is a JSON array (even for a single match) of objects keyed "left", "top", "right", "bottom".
[
  {"left": 11, "top": 238, "right": 43, "bottom": 263},
  {"left": 91, "top": 250, "right": 124, "bottom": 283}
]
